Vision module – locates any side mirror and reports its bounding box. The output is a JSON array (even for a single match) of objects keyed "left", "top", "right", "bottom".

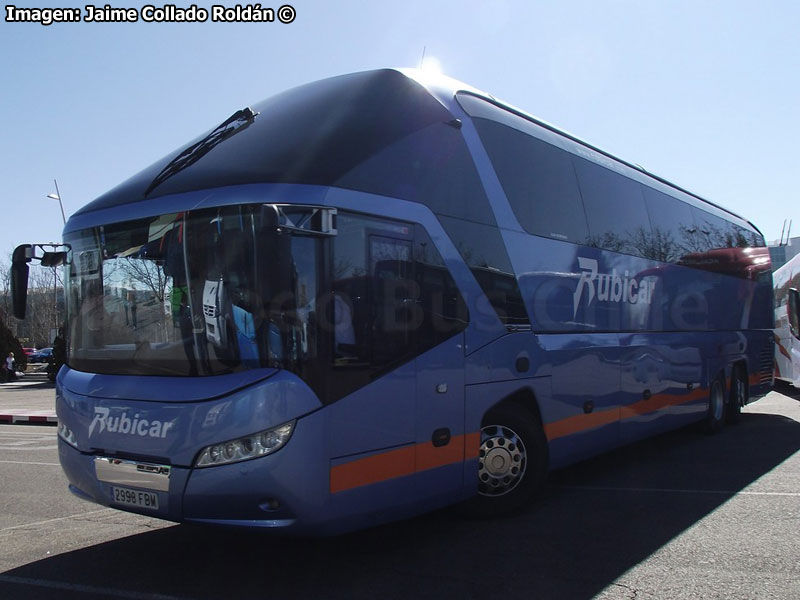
[
  {"left": 11, "top": 244, "right": 31, "bottom": 320},
  {"left": 41, "top": 251, "right": 68, "bottom": 268},
  {"left": 262, "top": 204, "right": 337, "bottom": 236},
  {"left": 9, "top": 243, "right": 71, "bottom": 320}
]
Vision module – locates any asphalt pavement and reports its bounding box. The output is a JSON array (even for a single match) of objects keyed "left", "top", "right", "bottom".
[
  {"left": 0, "top": 383, "right": 798, "bottom": 599},
  {"left": 0, "top": 367, "right": 57, "bottom": 425}
]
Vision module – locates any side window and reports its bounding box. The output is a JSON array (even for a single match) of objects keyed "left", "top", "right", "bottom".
[
  {"left": 731, "top": 224, "right": 752, "bottom": 248},
  {"left": 692, "top": 208, "right": 734, "bottom": 251},
  {"left": 471, "top": 118, "right": 589, "bottom": 244},
  {"left": 328, "top": 213, "right": 468, "bottom": 402},
  {"left": 332, "top": 214, "right": 416, "bottom": 370},
  {"left": 573, "top": 157, "right": 652, "bottom": 257},
  {"left": 336, "top": 121, "right": 495, "bottom": 225},
  {"left": 414, "top": 226, "right": 468, "bottom": 351},
  {"left": 438, "top": 215, "right": 529, "bottom": 326},
  {"left": 750, "top": 231, "right": 766, "bottom": 248},
  {"left": 642, "top": 187, "right": 697, "bottom": 262},
  {"left": 369, "top": 235, "right": 414, "bottom": 365}
]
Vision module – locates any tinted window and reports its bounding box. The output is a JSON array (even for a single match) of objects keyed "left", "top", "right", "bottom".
[
  {"left": 731, "top": 224, "right": 753, "bottom": 248},
  {"left": 414, "top": 227, "right": 469, "bottom": 350},
  {"left": 693, "top": 208, "right": 734, "bottom": 251},
  {"left": 329, "top": 214, "right": 467, "bottom": 401},
  {"left": 338, "top": 121, "right": 494, "bottom": 224},
  {"left": 642, "top": 187, "right": 697, "bottom": 262},
  {"left": 573, "top": 158, "right": 651, "bottom": 257},
  {"left": 472, "top": 118, "right": 589, "bottom": 243},
  {"left": 438, "top": 216, "right": 529, "bottom": 325},
  {"left": 331, "top": 214, "right": 414, "bottom": 371}
]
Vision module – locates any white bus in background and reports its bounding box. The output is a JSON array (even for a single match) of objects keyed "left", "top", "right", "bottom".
[{"left": 773, "top": 253, "right": 800, "bottom": 386}]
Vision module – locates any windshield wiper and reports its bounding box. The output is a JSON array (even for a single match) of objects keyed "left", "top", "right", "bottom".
[{"left": 144, "top": 107, "right": 259, "bottom": 197}]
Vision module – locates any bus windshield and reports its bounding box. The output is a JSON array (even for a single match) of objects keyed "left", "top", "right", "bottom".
[{"left": 65, "top": 205, "right": 322, "bottom": 378}]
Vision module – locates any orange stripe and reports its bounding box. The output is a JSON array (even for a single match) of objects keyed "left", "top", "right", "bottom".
[
  {"left": 330, "top": 445, "right": 415, "bottom": 494},
  {"left": 464, "top": 432, "right": 481, "bottom": 459},
  {"left": 331, "top": 380, "right": 747, "bottom": 492},
  {"left": 620, "top": 388, "right": 707, "bottom": 419},
  {"left": 776, "top": 340, "right": 791, "bottom": 361},
  {"left": 415, "top": 435, "right": 465, "bottom": 472},
  {"left": 330, "top": 433, "right": 480, "bottom": 494},
  {"left": 544, "top": 406, "right": 618, "bottom": 441},
  {"left": 546, "top": 387, "right": 707, "bottom": 442}
]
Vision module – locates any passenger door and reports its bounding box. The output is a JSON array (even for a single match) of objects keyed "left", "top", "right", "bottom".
[
  {"left": 327, "top": 216, "right": 468, "bottom": 510},
  {"left": 327, "top": 216, "right": 417, "bottom": 462}
]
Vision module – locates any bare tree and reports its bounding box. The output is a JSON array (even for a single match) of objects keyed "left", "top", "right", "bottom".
[
  {"left": 25, "top": 265, "right": 64, "bottom": 347},
  {"left": 115, "top": 258, "right": 168, "bottom": 302},
  {"left": 0, "top": 254, "right": 11, "bottom": 324},
  {"left": 0, "top": 253, "right": 64, "bottom": 348}
]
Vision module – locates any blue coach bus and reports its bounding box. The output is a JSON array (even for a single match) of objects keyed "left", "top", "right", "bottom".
[{"left": 12, "top": 69, "right": 774, "bottom": 534}]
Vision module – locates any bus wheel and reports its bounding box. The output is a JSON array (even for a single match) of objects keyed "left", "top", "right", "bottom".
[
  {"left": 727, "top": 367, "right": 747, "bottom": 424},
  {"left": 705, "top": 376, "right": 726, "bottom": 433},
  {"left": 460, "top": 405, "right": 547, "bottom": 517}
]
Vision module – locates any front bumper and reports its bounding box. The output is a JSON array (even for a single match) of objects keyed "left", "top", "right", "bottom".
[{"left": 58, "top": 408, "right": 331, "bottom": 532}]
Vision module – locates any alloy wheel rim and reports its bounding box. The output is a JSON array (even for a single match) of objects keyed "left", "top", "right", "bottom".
[{"left": 477, "top": 424, "right": 527, "bottom": 497}]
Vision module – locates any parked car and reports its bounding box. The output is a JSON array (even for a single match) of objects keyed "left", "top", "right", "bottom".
[
  {"left": 23, "top": 347, "right": 37, "bottom": 357},
  {"left": 29, "top": 348, "right": 53, "bottom": 363}
]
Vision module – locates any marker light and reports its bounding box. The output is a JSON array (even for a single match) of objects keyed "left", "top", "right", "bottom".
[
  {"left": 195, "top": 421, "right": 295, "bottom": 468},
  {"left": 58, "top": 422, "right": 78, "bottom": 448}
]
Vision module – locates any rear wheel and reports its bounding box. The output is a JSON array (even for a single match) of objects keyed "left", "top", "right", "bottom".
[
  {"left": 459, "top": 404, "right": 547, "bottom": 517},
  {"left": 705, "top": 376, "right": 726, "bottom": 433},
  {"left": 727, "top": 366, "right": 747, "bottom": 424}
]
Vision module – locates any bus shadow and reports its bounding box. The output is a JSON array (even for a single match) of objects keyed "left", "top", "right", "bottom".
[{"left": 4, "top": 410, "right": 800, "bottom": 600}]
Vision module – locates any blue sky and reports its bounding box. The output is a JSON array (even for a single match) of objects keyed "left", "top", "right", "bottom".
[{"left": 1, "top": 0, "right": 798, "bottom": 257}]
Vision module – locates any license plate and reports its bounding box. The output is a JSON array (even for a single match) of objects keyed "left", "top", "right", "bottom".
[{"left": 111, "top": 486, "right": 159, "bottom": 510}]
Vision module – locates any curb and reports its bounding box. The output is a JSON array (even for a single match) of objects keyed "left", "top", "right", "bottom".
[{"left": 0, "top": 413, "right": 58, "bottom": 425}]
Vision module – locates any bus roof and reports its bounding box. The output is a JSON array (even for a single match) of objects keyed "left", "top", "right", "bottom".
[
  {"left": 399, "top": 68, "right": 760, "bottom": 235},
  {"left": 73, "top": 68, "right": 761, "bottom": 238}
]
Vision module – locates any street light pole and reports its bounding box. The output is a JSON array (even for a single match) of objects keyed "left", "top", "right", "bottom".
[
  {"left": 46, "top": 180, "right": 66, "bottom": 345},
  {"left": 47, "top": 179, "right": 67, "bottom": 225}
]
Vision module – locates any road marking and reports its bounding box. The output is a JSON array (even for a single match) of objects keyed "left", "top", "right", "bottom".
[
  {"left": 0, "top": 508, "right": 114, "bottom": 534},
  {"left": 0, "top": 459, "right": 59, "bottom": 466},
  {"left": 0, "top": 380, "right": 52, "bottom": 388},
  {"left": 0, "top": 430, "right": 58, "bottom": 450},
  {"left": 0, "top": 575, "right": 192, "bottom": 600},
  {"left": 0, "top": 428, "right": 57, "bottom": 434},
  {"left": 558, "top": 485, "right": 800, "bottom": 497},
  {"left": 0, "top": 440, "right": 58, "bottom": 450}
]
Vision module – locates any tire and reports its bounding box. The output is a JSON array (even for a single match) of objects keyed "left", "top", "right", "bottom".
[
  {"left": 727, "top": 366, "right": 747, "bottom": 424},
  {"left": 458, "top": 404, "right": 548, "bottom": 517},
  {"left": 705, "top": 376, "right": 726, "bottom": 433}
]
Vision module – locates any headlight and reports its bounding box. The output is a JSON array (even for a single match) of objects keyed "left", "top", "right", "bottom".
[
  {"left": 195, "top": 421, "right": 295, "bottom": 468},
  {"left": 58, "top": 422, "right": 78, "bottom": 448}
]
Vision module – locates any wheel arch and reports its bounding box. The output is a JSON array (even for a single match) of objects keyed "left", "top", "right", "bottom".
[{"left": 482, "top": 386, "right": 544, "bottom": 430}]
